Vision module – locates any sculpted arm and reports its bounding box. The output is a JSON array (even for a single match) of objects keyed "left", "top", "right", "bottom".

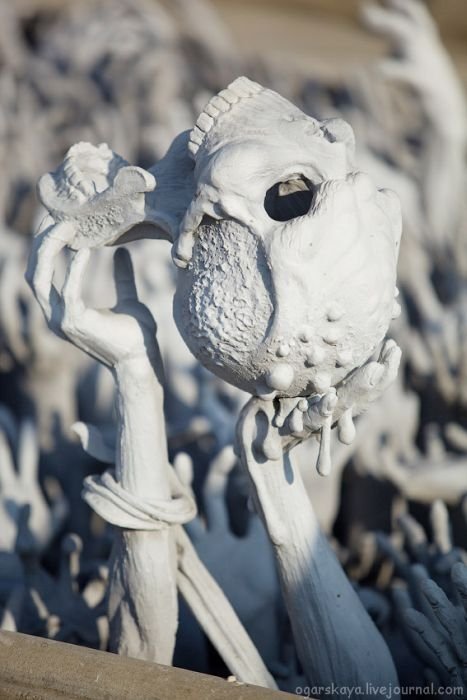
[
  {"left": 27, "top": 240, "right": 179, "bottom": 662},
  {"left": 363, "top": 0, "right": 467, "bottom": 248}
]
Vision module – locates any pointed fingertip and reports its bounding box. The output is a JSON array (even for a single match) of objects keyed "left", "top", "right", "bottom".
[
  {"left": 113, "top": 246, "right": 134, "bottom": 278},
  {"left": 71, "top": 421, "right": 87, "bottom": 442},
  {"left": 114, "top": 246, "right": 130, "bottom": 264}
]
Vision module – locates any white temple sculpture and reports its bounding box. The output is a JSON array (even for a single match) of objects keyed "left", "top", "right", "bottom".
[{"left": 27, "top": 77, "right": 403, "bottom": 694}]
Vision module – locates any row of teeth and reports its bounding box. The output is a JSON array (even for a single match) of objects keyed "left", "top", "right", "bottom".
[{"left": 188, "top": 76, "right": 263, "bottom": 158}]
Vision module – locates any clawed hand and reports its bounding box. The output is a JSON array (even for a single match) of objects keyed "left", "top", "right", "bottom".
[
  {"left": 281, "top": 338, "right": 401, "bottom": 451},
  {"left": 362, "top": 0, "right": 467, "bottom": 131},
  {"left": 26, "top": 239, "right": 160, "bottom": 371}
]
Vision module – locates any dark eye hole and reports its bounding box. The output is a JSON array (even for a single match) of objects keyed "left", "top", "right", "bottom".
[{"left": 264, "top": 175, "right": 316, "bottom": 221}]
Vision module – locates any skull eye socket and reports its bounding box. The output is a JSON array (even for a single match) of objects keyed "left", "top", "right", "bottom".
[{"left": 264, "top": 175, "right": 316, "bottom": 222}]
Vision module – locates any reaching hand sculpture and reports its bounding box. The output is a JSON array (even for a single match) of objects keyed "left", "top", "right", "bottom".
[
  {"left": 27, "top": 235, "right": 274, "bottom": 687},
  {"left": 28, "top": 76, "right": 403, "bottom": 693},
  {"left": 363, "top": 0, "right": 467, "bottom": 252},
  {"left": 0, "top": 415, "right": 67, "bottom": 553}
]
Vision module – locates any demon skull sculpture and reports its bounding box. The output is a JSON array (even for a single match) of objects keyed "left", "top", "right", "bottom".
[{"left": 34, "top": 76, "right": 401, "bottom": 406}]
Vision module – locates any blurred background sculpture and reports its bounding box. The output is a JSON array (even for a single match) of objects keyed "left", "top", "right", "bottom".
[{"left": 1, "top": 0, "right": 467, "bottom": 697}]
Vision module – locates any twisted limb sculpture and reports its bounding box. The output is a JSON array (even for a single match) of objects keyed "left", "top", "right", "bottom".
[
  {"left": 236, "top": 350, "right": 401, "bottom": 695},
  {"left": 30, "top": 244, "right": 187, "bottom": 663},
  {"left": 26, "top": 241, "right": 275, "bottom": 688}
]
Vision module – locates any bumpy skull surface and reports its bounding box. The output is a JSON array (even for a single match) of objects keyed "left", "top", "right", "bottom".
[{"left": 172, "top": 77, "right": 402, "bottom": 399}]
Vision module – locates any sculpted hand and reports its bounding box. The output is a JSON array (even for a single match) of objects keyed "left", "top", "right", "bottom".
[
  {"left": 362, "top": 0, "right": 467, "bottom": 134},
  {"left": 282, "top": 338, "right": 401, "bottom": 449},
  {"left": 28, "top": 243, "right": 160, "bottom": 370},
  {"left": 0, "top": 418, "right": 67, "bottom": 552}
]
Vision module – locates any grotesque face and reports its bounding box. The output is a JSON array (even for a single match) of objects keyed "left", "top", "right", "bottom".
[{"left": 172, "top": 77, "right": 402, "bottom": 399}]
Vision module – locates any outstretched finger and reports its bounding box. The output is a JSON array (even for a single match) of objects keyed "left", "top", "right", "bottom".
[
  {"left": 397, "top": 513, "right": 428, "bottom": 563},
  {"left": 361, "top": 4, "right": 412, "bottom": 45},
  {"left": 114, "top": 248, "right": 138, "bottom": 304},
  {"left": 72, "top": 422, "right": 115, "bottom": 464},
  {"left": 303, "top": 390, "right": 338, "bottom": 433},
  {"left": 451, "top": 563, "right": 467, "bottom": 617},
  {"left": 174, "top": 453, "right": 204, "bottom": 541},
  {"left": 62, "top": 248, "right": 90, "bottom": 317},
  {"left": 392, "top": 584, "right": 412, "bottom": 618},
  {"left": 336, "top": 360, "right": 384, "bottom": 415},
  {"left": 26, "top": 220, "right": 72, "bottom": 323},
  {"left": 18, "top": 420, "right": 39, "bottom": 485},
  {"left": 401, "top": 608, "right": 461, "bottom": 686},
  {"left": 173, "top": 452, "right": 194, "bottom": 492},
  {"left": 421, "top": 579, "right": 467, "bottom": 663},
  {"left": 430, "top": 500, "right": 452, "bottom": 555},
  {"left": 203, "top": 445, "right": 236, "bottom": 532},
  {"left": 384, "top": 0, "right": 436, "bottom": 32},
  {"left": 0, "top": 258, "right": 28, "bottom": 361},
  {"left": 375, "top": 532, "right": 409, "bottom": 575},
  {"left": 0, "top": 429, "right": 17, "bottom": 490},
  {"left": 377, "top": 339, "right": 402, "bottom": 392}
]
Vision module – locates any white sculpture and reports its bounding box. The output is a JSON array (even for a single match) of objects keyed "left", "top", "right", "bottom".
[
  {"left": 27, "top": 241, "right": 275, "bottom": 687},
  {"left": 26, "top": 74, "right": 406, "bottom": 696},
  {"left": 3, "top": 0, "right": 467, "bottom": 694},
  {"left": 0, "top": 413, "right": 67, "bottom": 553},
  {"left": 31, "top": 76, "right": 402, "bottom": 472},
  {"left": 363, "top": 0, "right": 467, "bottom": 253},
  {"left": 34, "top": 78, "right": 401, "bottom": 401}
]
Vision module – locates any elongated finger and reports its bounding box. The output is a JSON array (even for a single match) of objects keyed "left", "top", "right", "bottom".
[
  {"left": 445, "top": 423, "right": 467, "bottom": 451},
  {"left": 114, "top": 248, "right": 138, "bottom": 304},
  {"left": 378, "top": 339, "right": 402, "bottom": 390},
  {"left": 203, "top": 445, "right": 235, "bottom": 532},
  {"left": 409, "top": 564, "right": 445, "bottom": 632},
  {"left": 397, "top": 513, "right": 428, "bottom": 563},
  {"left": 375, "top": 532, "right": 409, "bottom": 575},
  {"left": 18, "top": 420, "right": 39, "bottom": 484},
  {"left": 336, "top": 360, "right": 383, "bottom": 414},
  {"left": 384, "top": 0, "right": 436, "bottom": 32},
  {"left": 430, "top": 500, "right": 452, "bottom": 555},
  {"left": 451, "top": 562, "right": 467, "bottom": 616},
  {"left": 392, "top": 584, "right": 412, "bottom": 617},
  {"left": 424, "top": 328, "right": 457, "bottom": 403},
  {"left": 401, "top": 608, "right": 462, "bottom": 685},
  {"left": 362, "top": 4, "right": 412, "bottom": 44},
  {"left": 72, "top": 422, "right": 115, "bottom": 463},
  {"left": 0, "top": 429, "right": 16, "bottom": 489},
  {"left": 173, "top": 454, "right": 204, "bottom": 541},
  {"left": 173, "top": 452, "right": 194, "bottom": 490},
  {"left": 26, "top": 221, "right": 73, "bottom": 323},
  {"left": 303, "top": 389, "right": 338, "bottom": 432},
  {"left": 421, "top": 579, "right": 467, "bottom": 663},
  {"left": 0, "top": 258, "right": 28, "bottom": 361},
  {"left": 339, "top": 342, "right": 400, "bottom": 417},
  {"left": 62, "top": 248, "right": 90, "bottom": 318}
]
